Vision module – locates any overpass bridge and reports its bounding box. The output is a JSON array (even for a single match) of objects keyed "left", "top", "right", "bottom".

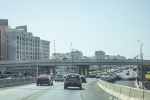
[
  {"left": 0, "top": 59, "right": 150, "bottom": 67},
  {"left": 0, "top": 60, "right": 149, "bottom": 77}
]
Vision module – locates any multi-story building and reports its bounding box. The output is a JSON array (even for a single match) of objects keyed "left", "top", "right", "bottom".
[
  {"left": 51, "top": 53, "right": 71, "bottom": 60},
  {"left": 0, "top": 19, "right": 50, "bottom": 75},
  {"left": 40, "top": 40, "right": 50, "bottom": 60},
  {"left": 95, "top": 50, "right": 105, "bottom": 60},
  {"left": 105, "top": 55, "right": 126, "bottom": 60},
  {"left": 51, "top": 49, "right": 83, "bottom": 60},
  {"left": 71, "top": 50, "right": 83, "bottom": 60}
]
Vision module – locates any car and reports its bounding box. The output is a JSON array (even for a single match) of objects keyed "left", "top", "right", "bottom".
[
  {"left": 96, "top": 74, "right": 100, "bottom": 79},
  {"left": 36, "top": 74, "right": 53, "bottom": 86},
  {"left": 89, "top": 74, "right": 96, "bottom": 78},
  {"left": 55, "top": 74, "right": 64, "bottom": 82},
  {"left": 126, "top": 73, "right": 129, "bottom": 75},
  {"left": 80, "top": 75, "right": 87, "bottom": 83},
  {"left": 64, "top": 73, "right": 82, "bottom": 89}
]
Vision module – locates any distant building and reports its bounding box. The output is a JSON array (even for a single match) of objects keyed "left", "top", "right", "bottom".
[
  {"left": 105, "top": 55, "right": 126, "bottom": 60},
  {"left": 40, "top": 40, "right": 50, "bottom": 60},
  {"left": 95, "top": 50, "right": 105, "bottom": 60},
  {"left": 51, "top": 49, "right": 83, "bottom": 60},
  {"left": 51, "top": 53, "right": 71, "bottom": 60},
  {"left": 0, "top": 19, "right": 50, "bottom": 75}
]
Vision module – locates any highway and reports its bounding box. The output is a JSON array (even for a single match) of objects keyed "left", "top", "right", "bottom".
[
  {"left": 115, "top": 68, "right": 137, "bottom": 88},
  {"left": 0, "top": 78, "right": 115, "bottom": 100}
]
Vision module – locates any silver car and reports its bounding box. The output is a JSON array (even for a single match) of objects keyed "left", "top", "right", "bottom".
[{"left": 64, "top": 73, "right": 82, "bottom": 90}]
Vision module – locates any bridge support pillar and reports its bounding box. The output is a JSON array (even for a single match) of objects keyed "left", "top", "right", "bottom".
[
  {"left": 53, "top": 69, "right": 56, "bottom": 77},
  {"left": 79, "top": 69, "right": 82, "bottom": 75},
  {"left": 83, "top": 66, "right": 85, "bottom": 75},
  {"left": 47, "top": 66, "right": 50, "bottom": 74},
  {"left": 86, "top": 67, "right": 89, "bottom": 77}
]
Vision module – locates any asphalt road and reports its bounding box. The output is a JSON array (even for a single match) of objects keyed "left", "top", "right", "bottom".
[
  {"left": 0, "top": 78, "right": 115, "bottom": 100},
  {"left": 115, "top": 69, "right": 137, "bottom": 88}
]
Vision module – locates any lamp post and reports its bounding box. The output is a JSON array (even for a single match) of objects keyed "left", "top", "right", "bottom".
[
  {"left": 138, "top": 40, "right": 144, "bottom": 89},
  {"left": 70, "top": 43, "right": 74, "bottom": 72},
  {"left": 53, "top": 40, "right": 56, "bottom": 65}
]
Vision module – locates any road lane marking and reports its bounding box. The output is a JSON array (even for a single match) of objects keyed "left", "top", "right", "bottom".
[
  {"left": 17, "top": 82, "right": 63, "bottom": 100},
  {"left": 80, "top": 84, "right": 86, "bottom": 100}
]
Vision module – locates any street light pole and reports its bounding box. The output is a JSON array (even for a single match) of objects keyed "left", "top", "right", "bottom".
[
  {"left": 137, "top": 40, "right": 144, "bottom": 89},
  {"left": 53, "top": 40, "right": 56, "bottom": 66}
]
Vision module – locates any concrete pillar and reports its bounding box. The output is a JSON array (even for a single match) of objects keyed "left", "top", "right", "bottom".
[
  {"left": 53, "top": 69, "right": 56, "bottom": 77},
  {"left": 86, "top": 67, "right": 89, "bottom": 77},
  {"left": 83, "top": 66, "right": 85, "bottom": 75},
  {"left": 47, "top": 67, "right": 50, "bottom": 74},
  {"left": 79, "top": 69, "right": 81, "bottom": 75}
]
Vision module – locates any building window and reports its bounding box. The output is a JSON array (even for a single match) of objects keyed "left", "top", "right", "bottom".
[
  {"left": 7, "top": 41, "right": 8, "bottom": 44},
  {"left": 26, "top": 38, "right": 28, "bottom": 41},
  {"left": 17, "top": 36, "right": 19, "bottom": 39},
  {"left": 17, "top": 55, "right": 19, "bottom": 58},
  {"left": 7, "top": 50, "right": 8, "bottom": 53},
  {"left": 17, "top": 41, "right": 19, "bottom": 44},
  {"left": 17, "top": 50, "right": 19, "bottom": 54},
  {"left": 7, "top": 36, "right": 8, "bottom": 39},
  {"left": 17, "top": 46, "right": 19, "bottom": 49}
]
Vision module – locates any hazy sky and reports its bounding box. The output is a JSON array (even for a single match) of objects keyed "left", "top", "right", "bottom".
[{"left": 1, "top": 0, "right": 150, "bottom": 59}]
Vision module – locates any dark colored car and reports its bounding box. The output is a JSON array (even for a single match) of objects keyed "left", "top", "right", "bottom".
[
  {"left": 80, "top": 75, "right": 87, "bottom": 83},
  {"left": 36, "top": 74, "right": 53, "bottom": 86},
  {"left": 64, "top": 73, "right": 82, "bottom": 89},
  {"left": 126, "top": 73, "right": 129, "bottom": 75},
  {"left": 90, "top": 74, "right": 96, "bottom": 78}
]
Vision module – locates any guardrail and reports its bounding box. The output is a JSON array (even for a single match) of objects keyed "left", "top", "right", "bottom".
[
  {"left": 0, "top": 78, "right": 36, "bottom": 88},
  {"left": 98, "top": 79, "right": 150, "bottom": 100}
]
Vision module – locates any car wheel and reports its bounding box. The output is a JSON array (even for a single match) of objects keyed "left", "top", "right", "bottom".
[
  {"left": 36, "top": 83, "right": 38, "bottom": 86},
  {"left": 64, "top": 85, "right": 67, "bottom": 89},
  {"left": 51, "top": 82, "right": 53, "bottom": 85},
  {"left": 79, "top": 85, "right": 82, "bottom": 90}
]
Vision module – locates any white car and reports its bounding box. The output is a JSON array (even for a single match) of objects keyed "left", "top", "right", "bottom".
[{"left": 55, "top": 74, "right": 64, "bottom": 82}]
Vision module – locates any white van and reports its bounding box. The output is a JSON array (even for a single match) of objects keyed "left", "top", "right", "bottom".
[{"left": 55, "top": 74, "right": 64, "bottom": 82}]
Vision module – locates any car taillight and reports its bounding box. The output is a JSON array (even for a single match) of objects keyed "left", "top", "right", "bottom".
[
  {"left": 66, "top": 78, "right": 68, "bottom": 81},
  {"left": 77, "top": 78, "right": 80, "bottom": 81}
]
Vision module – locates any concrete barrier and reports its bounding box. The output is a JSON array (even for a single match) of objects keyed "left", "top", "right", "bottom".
[
  {"left": 129, "top": 88, "right": 144, "bottom": 100},
  {"left": 143, "top": 90, "right": 150, "bottom": 100},
  {"left": 6, "top": 79, "right": 13, "bottom": 86},
  {"left": 0, "top": 79, "right": 7, "bottom": 87},
  {"left": 98, "top": 79, "right": 150, "bottom": 100},
  {"left": 105, "top": 82, "right": 111, "bottom": 93},
  {"left": 119, "top": 86, "right": 131, "bottom": 99},
  {"left": 109, "top": 84, "right": 115, "bottom": 94},
  {"left": 0, "top": 78, "right": 36, "bottom": 88},
  {"left": 112, "top": 84, "right": 121, "bottom": 97}
]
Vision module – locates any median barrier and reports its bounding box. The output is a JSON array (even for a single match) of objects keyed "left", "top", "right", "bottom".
[
  {"left": 6, "top": 79, "right": 13, "bottom": 86},
  {"left": 108, "top": 83, "right": 115, "bottom": 94},
  {"left": 12, "top": 79, "right": 17, "bottom": 85},
  {"left": 105, "top": 82, "right": 111, "bottom": 93},
  {"left": 112, "top": 84, "right": 121, "bottom": 97},
  {"left": 0, "top": 79, "right": 7, "bottom": 87},
  {"left": 143, "top": 90, "right": 150, "bottom": 100},
  {"left": 129, "top": 88, "right": 144, "bottom": 100},
  {"left": 119, "top": 86, "right": 130, "bottom": 99}
]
